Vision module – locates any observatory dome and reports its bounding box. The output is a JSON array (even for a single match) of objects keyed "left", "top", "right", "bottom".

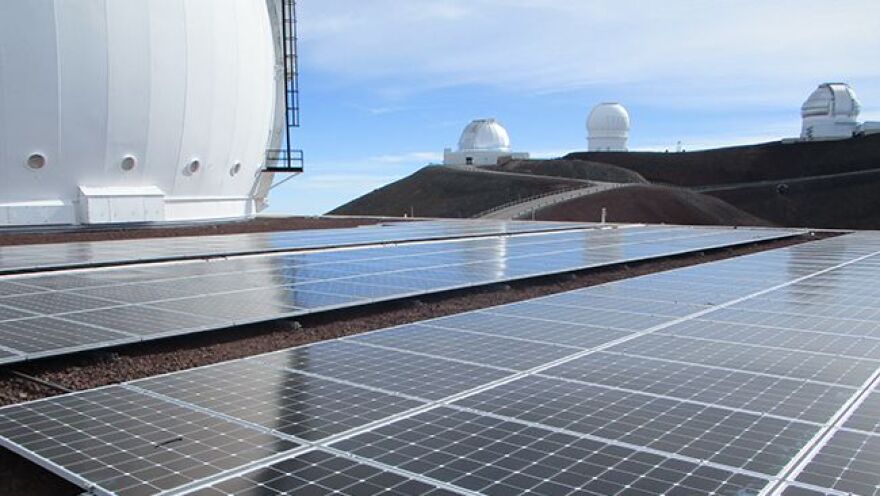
[
  {"left": 458, "top": 119, "right": 512, "bottom": 152},
  {"left": 587, "top": 103, "right": 630, "bottom": 152},
  {"left": 0, "top": 1, "right": 284, "bottom": 226},
  {"left": 801, "top": 83, "right": 861, "bottom": 141},
  {"left": 443, "top": 118, "right": 528, "bottom": 166}
]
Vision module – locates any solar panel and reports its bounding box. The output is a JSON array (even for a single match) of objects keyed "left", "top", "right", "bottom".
[
  {"left": 456, "top": 375, "right": 819, "bottom": 475},
  {"left": 130, "top": 360, "right": 425, "bottom": 441},
  {"left": 793, "top": 430, "right": 880, "bottom": 496},
  {"left": 610, "top": 333, "right": 877, "bottom": 386},
  {"left": 424, "top": 311, "right": 632, "bottom": 349},
  {"left": 543, "top": 352, "right": 853, "bottom": 424},
  {"left": 351, "top": 324, "right": 577, "bottom": 371},
  {"left": 186, "top": 449, "right": 459, "bottom": 496},
  {"left": 0, "top": 225, "right": 799, "bottom": 364},
  {"left": 252, "top": 341, "right": 511, "bottom": 401},
  {"left": 330, "top": 407, "right": 770, "bottom": 496},
  {"left": 843, "top": 389, "right": 880, "bottom": 434},
  {"left": 5, "top": 231, "right": 879, "bottom": 496},
  {"left": 0, "top": 387, "right": 299, "bottom": 496},
  {"left": 0, "top": 317, "right": 133, "bottom": 355},
  {"left": 0, "top": 219, "right": 597, "bottom": 274}
]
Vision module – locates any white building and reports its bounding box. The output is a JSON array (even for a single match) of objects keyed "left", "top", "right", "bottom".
[
  {"left": 800, "top": 83, "right": 862, "bottom": 141},
  {"left": 587, "top": 103, "right": 630, "bottom": 152},
  {"left": 0, "top": 0, "right": 291, "bottom": 227},
  {"left": 443, "top": 119, "right": 529, "bottom": 166}
]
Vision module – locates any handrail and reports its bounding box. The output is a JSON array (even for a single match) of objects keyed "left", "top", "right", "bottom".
[{"left": 471, "top": 186, "right": 585, "bottom": 218}]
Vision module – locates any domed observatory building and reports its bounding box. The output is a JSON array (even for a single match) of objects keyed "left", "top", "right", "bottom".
[
  {"left": 587, "top": 103, "right": 630, "bottom": 151},
  {"left": 443, "top": 119, "right": 529, "bottom": 166},
  {"left": 801, "top": 83, "right": 861, "bottom": 141},
  {"left": 0, "top": 0, "right": 298, "bottom": 226}
]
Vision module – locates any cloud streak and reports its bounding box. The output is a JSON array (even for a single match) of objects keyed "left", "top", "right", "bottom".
[{"left": 300, "top": 0, "right": 880, "bottom": 107}]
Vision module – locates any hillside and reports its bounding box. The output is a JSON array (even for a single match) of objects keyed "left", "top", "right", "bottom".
[
  {"left": 566, "top": 134, "right": 880, "bottom": 187},
  {"left": 331, "top": 134, "right": 880, "bottom": 228},
  {"left": 330, "top": 165, "right": 588, "bottom": 218},
  {"left": 486, "top": 159, "right": 648, "bottom": 184},
  {"left": 532, "top": 185, "right": 771, "bottom": 226},
  {"left": 707, "top": 169, "right": 880, "bottom": 229}
]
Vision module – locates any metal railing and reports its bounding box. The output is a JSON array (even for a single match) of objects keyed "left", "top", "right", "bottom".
[
  {"left": 265, "top": 0, "right": 303, "bottom": 173},
  {"left": 471, "top": 187, "right": 584, "bottom": 218}
]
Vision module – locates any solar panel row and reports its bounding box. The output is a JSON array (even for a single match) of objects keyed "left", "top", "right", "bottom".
[
  {"left": 0, "top": 225, "right": 796, "bottom": 365},
  {"left": 0, "top": 219, "right": 595, "bottom": 274},
  {"left": 1, "top": 232, "right": 879, "bottom": 495}
]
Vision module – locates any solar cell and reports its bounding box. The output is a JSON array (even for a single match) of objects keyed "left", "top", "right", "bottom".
[
  {"left": 148, "top": 293, "right": 300, "bottom": 324},
  {"left": 536, "top": 292, "right": 712, "bottom": 317},
  {"left": 253, "top": 340, "right": 511, "bottom": 401},
  {"left": 0, "top": 281, "right": 43, "bottom": 297},
  {"left": 661, "top": 319, "right": 880, "bottom": 360},
  {"left": 185, "top": 449, "right": 459, "bottom": 496},
  {"left": 132, "top": 361, "right": 424, "bottom": 442},
  {"left": 61, "top": 306, "right": 226, "bottom": 338},
  {"left": 0, "top": 317, "right": 133, "bottom": 355},
  {"left": 0, "top": 387, "right": 299, "bottom": 496},
  {"left": 542, "top": 352, "right": 855, "bottom": 424},
  {"left": 610, "top": 333, "right": 877, "bottom": 387},
  {"left": 483, "top": 301, "right": 672, "bottom": 331},
  {"left": 780, "top": 484, "right": 842, "bottom": 496},
  {"left": 842, "top": 389, "right": 880, "bottom": 434},
  {"left": 0, "top": 304, "right": 36, "bottom": 321},
  {"left": 351, "top": 324, "right": 577, "bottom": 370},
  {"left": 0, "top": 291, "right": 120, "bottom": 315},
  {"left": 794, "top": 430, "right": 880, "bottom": 496},
  {"left": 453, "top": 375, "right": 819, "bottom": 475},
  {"left": 425, "top": 311, "right": 633, "bottom": 349},
  {"left": 700, "top": 307, "right": 880, "bottom": 338},
  {"left": 0, "top": 348, "right": 21, "bottom": 365},
  {"left": 331, "top": 407, "right": 770, "bottom": 496}
]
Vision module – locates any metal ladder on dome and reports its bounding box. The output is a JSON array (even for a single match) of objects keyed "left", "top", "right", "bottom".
[{"left": 264, "top": 0, "right": 304, "bottom": 174}]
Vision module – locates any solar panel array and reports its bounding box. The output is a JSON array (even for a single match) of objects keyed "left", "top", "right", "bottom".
[
  {"left": 0, "top": 225, "right": 796, "bottom": 365},
  {"left": 0, "top": 219, "right": 594, "bottom": 274},
  {"left": 2, "top": 231, "right": 880, "bottom": 495}
]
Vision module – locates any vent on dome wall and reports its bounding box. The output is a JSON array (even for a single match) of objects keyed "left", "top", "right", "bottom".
[{"left": 265, "top": 0, "right": 304, "bottom": 173}]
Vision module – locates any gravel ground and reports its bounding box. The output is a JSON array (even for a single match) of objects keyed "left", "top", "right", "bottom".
[{"left": 0, "top": 232, "right": 829, "bottom": 495}]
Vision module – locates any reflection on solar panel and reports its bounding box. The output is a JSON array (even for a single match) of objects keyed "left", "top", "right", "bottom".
[
  {"left": 4, "top": 231, "right": 880, "bottom": 495},
  {"left": 0, "top": 219, "right": 594, "bottom": 274},
  {"left": 188, "top": 450, "right": 459, "bottom": 496},
  {"left": 0, "top": 225, "right": 797, "bottom": 364}
]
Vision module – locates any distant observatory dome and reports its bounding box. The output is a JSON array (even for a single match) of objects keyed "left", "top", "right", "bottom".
[
  {"left": 458, "top": 119, "right": 512, "bottom": 152},
  {"left": 587, "top": 103, "right": 630, "bottom": 152},
  {"left": 801, "top": 83, "right": 861, "bottom": 141},
  {"left": 443, "top": 118, "right": 528, "bottom": 166}
]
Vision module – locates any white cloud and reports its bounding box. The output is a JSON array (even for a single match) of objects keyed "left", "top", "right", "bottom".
[
  {"left": 299, "top": 0, "right": 880, "bottom": 108},
  {"left": 372, "top": 151, "right": 443, "bottom": 165}
]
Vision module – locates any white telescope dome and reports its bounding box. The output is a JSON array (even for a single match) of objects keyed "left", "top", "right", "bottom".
[
  {"left": 458, "top": 119, "right": 512, "bottom": 152},
  {"left": 0, "top": 0, "right": 285, "bottom": 226},
  {"left": 801, "top": 83, "right": 861, "bottom": 141},
  {"left": 587, "top": 103, "right": 630, "bottom": 151}
]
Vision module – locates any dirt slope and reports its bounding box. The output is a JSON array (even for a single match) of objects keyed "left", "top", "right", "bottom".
[
  {"left": 565, "top": 134, "right": 880, "bottom": 187},
  {"left": 487, "top": 159, "right": 648, "bottom": 184},
  {"left": 329, "top": 165, "right": 587, "bottom": 218},
  {"left": 533, "top": 184, "right": 772, "bottom": 226},
  {"left": 708, "top": 169, "right": 880, "bottom": 229}
]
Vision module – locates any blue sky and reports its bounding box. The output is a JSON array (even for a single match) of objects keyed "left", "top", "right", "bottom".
[{"left": 268, "top": 0, "right": 880, "bottom": 216}]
